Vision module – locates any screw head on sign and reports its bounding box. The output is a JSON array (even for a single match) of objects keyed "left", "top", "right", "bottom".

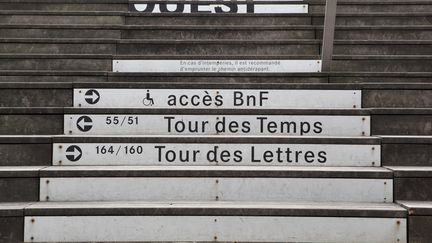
[
  {"left": 59, "top": 145, "right": 63, "bottom": 149},
  {"left": 59, "top": 160, "right": 62, "bottom": 164},
  {"left": 46, "top": 180, "right": 50, "bottom": 184},
  {"left": 31, "top": 219, "right": 35, "bottom": 223},
  {"left": 46, "top": 196, "right": 49, "bottom": 201}
]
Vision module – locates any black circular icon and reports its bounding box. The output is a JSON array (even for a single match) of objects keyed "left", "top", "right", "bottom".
[
  {"left": 65, "top": 145, "right": 82, "bottom": 162},
  {"left": 76, "top": 116, "right": 93, "bottom": 132},
  {"left": 84, "top": 89, "right": 100, "bottom": 105}
]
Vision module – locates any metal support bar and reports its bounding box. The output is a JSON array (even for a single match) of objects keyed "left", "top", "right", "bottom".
[{"left": 321, "top": 0, "right": 338, "bottom": 72}]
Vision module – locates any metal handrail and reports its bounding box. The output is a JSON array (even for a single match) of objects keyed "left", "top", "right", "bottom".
[{"left": 321, "top": 0, "right": 338, "bottom": 72}]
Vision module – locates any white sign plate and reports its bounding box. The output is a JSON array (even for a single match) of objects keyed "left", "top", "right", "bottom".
[
  {"left": 40, "top": 177, "right": 392, "bottom": 203},
  {"left": 53, "top": 143, "right": 380, "bottom": 166},
  {"left": 74, "top": 89, "right": 361, "bottom": 109},
  {"left": 113, "top": 60, "right": 322, "bottom": 73},
  {"left": 25, "top": 216, "right": 406, "bottom": 243},
  {"left": 65, "top": 115, "right": 370, "bottom": 136},
  {"left": 130, "top": 3, "right": 308, "bottom": 14}
]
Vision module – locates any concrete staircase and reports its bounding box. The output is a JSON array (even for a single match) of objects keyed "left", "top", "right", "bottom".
[{"left": 1, "top": 0, "right": 432, "bottom": 242}]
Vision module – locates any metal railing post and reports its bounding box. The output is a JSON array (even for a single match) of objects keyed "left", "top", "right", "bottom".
[{"left": 321, "top": 0, "right": 338, "bottom": 72}]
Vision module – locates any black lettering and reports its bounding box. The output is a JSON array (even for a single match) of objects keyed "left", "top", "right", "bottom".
[{"left": 318, "top": 151, "right": 327, "bottom": 163}]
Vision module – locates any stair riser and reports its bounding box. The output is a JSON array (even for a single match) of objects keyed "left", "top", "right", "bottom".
[
  {"left": 4, "top": 75, "right": 432, "bottom": 84},
  {"left": 4, "top": 29, "right": 431, "bottom": 41},
  {"left": 0, "top": 217, "right": 22, "bottom": 243},
  {"left": 383, "top": 143, "right": 432, "bottom": 167},
  {"left": 123, "top": 29, "right": 316, "bottom": 40},
  {"left": 127, "top": 16, "right": 432, "bottom": 26},
  {"left": 372, "top": 115, "right": 432, "bottom": 136},
  {"left": 0, "top": 144, "right": 51, "bottom": 166},
  {"left": 311, "top": 5, "right": 432, "bottom": 12},
  {"left": 0, "top": 16, "right": 124, "bottom": 25},
  {"left": 24, "top": 216, "right": 407, "bottom": 243},
  {"left": 333, "top": 30, "right": 432, "bottom": 40},
  {"left": 0, "top": 3, "right": 127, "bottom": 11},
  {"left": 331, "top": 59, "right": 432, "bottom": 72},
  {"left": 1, "top": 15, "right": 430, "bottom": 26},
  {"left": 0, "top": 43, "right": 116, "bottom": 55},
  {"left": 0, "top": 88, "right": 72, "bottom": 107},
  {"left": 2, "top": 43, "right": 432, "bottom": 56},
  {"left": 0, "top": 58, "right": 111, "bottom": 71},
  {"left": 0, "top": 29, "right": 122, "bottom": 39},
  {"left": 63, "top": 114, "right": 370, "bottom": 137},
  {"left": 4, "top": 113, "right": 432, "bottom": 136},
  {"left": 3, "top": 88, "right": 432, "bottom": 108},
  {"left": 395, "top": 178, "right": 432, "bottom": 201},
  {"left": 40, "top": 177, "right": 392, "bottom": 203},
  {"left": 409, "top": 216, "right": 432, "bottom": 243},
  {"left": 0, "top": 178, "right": 39, "bottom": 202}
]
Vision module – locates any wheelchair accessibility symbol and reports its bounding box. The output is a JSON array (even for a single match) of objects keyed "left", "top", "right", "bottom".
[{"left": 142, "top": 90, "right": 154, "bottom": 106}]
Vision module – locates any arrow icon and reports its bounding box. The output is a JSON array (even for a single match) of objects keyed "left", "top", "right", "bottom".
[
  {"left": 76, "top": 116, "right": 93, "bottom": 132},
  {"left": 65, "top": 145, "right": 82, "bottom": 162},
  {"left": 84, "top": 89, "right": 100, "bottom": 105}
]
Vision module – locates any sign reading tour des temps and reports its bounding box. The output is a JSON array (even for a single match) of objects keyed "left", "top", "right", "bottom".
[
  {"left": 74, "top": 89, "right": 362, "bottom": 109},
  {"left": 129, "top": 1, "right": 308, "bottom": 14},
  {"left": 53, "top": 142, "right": 380, "bottom": 167},
  {"left": 65, "top": 114, "right": 370, "bottom": 136},
  {"left": 113, "top": 60, "right": 321, "bottom": 73}
]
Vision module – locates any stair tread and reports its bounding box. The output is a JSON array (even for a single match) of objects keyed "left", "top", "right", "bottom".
[
  {"left": 398, "top": 200, "right": 432, "bottom": 216},
  {"left": 16, "top": 201, "right": 407, "bottom": 217},
  {"left": 38, "top": 165, "right": 392, "bottom": 178}
]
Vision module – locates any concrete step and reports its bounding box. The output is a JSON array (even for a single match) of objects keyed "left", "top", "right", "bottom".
[
  {"left": 330, "top": 55, "right": 432, "bottom": 72},
  {"left": 398, "top": 200, "right": 432, "bottom": 243},
  {"left": 381, "top": 136, "right": 432, "bottom": 167},
  {"left": 0, "top": 108, "right": 369, "bottom": 136},
  {"left": 2, "top": 39, "right": 432, "bottom": 56},
  {"left": 0, "top": 167, "right": 42, "bottom": 202},
  {"left": 126, "top": 13, "right": 432, "bottom": 26},
  {"left": 1, "top": 11, "right": 430, "bottom": 26},
  {"left": 312, "top": 1, "right": 432, "bottom": 13},
  {"left": 0, "top": 54, "right": 112, "bottom": 71},
  {"left": 0, "top": 201, "right": 407, "bottom": 243},
  {"left": 0, "top": 11, "right": 125, "bottom": 25},
  {"left": 9, "top": 135, "right": 432, "bottom": 167},
  {"left": 1, "top": 0, "right": 431, "bottom": 13},
  {"left": 0, "top": 24, "right": 123, "bottom": 39},
  {"left": 2, "top": 82, "right": 432, "bottom": 108},
  {"left": 36, "top": 166, "right": 393, "bottom": 203},
  {"left": 112, "top": 55, "right": 432, "bottom": 73},
  {"left": 388, "top": 167, "right": 432, "bottom": 201},
  {"left": 0, "top": 136, "right": 52, "bottom": 166},
  {"left": 71, "top": 84, "right": 432, "bottom": 110},
  {"left": 2, "top": 25, "right": 432, "bottom": 40},
  {"left": 51, "top": 136, "right": 381, "bottom": 167},
  {"left": 0, "top": 54, "right": 430, "bottom": 72},
  {"left": 0, "top": 1, "right": 128, "bottom": 11},
  {"left": 2, "top": 108, "right": 432, "bottom": 135},
  {"left": 1, "top": 71, "right": 432, "bottom": 84}
]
